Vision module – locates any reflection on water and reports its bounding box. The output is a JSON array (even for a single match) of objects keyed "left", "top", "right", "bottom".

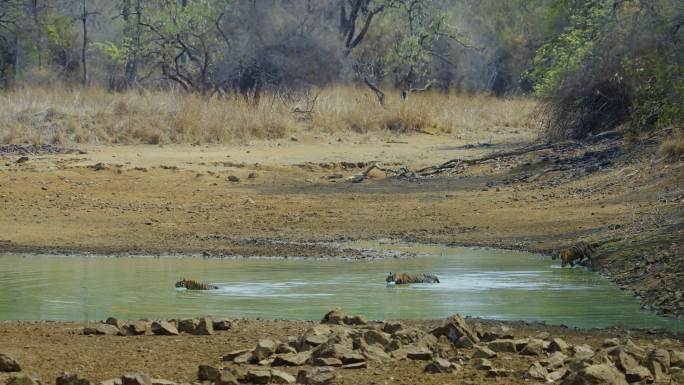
[{"left": 0, "top": 242, "right": 681, "bottom": 332}]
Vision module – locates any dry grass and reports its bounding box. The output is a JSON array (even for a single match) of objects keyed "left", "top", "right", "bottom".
[
  {"left": 659, "top": 129, "right": 684, "bottom": 161},
  {"left": 0, "top": 86, "right": 537, "bottom": 145}
]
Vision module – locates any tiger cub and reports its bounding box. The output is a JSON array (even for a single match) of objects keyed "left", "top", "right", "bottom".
[{"left": 559, "top": 241, "right": 600, "bottom": 267}]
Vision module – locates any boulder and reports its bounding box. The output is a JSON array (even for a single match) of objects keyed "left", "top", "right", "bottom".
[
  {"left": 431, "top": 314, "right": 479, "bottom": 344},
  {"left": 528, "top": 362, "right": 548, "bottom": 380},
  {"left": 212, "top": 319, "right": 232, "bottom": 331},
  {"left": 272, "top": 352, "right": 312, "bottom": 366},
  {"left": 0, "top": 353, "right": 21, "bottom": 372},
  {"left": 269, "top": 369, "right": 295, "bottom": 384},
  {"left": 481, "top": 325, "right": 514, "bottom": 342},
  {"left": 646, "top": 348, "right": 671, "bottom": 372},
  {"left": 343, "top": 314, "right": 367, "bottom": 325},
  {"left": 454, "top": 336, "right": 474, "bottom": 348},
  {"left": 616, "top": 351, "right": 652, "bottom": 383},
  {"left": 671, "top": 350, "right": 684, "bottom": 368},
  {"left": 513, "top": 338, "right": 530, "bottom": 351},
  {"left": 214, "top": 371, "right": 238, "bottom": 385},
  {"left": 296, "top": 367, "right": 336, "bottom": 385},
  {"left": 406, "top": 347, "right": 433, "bottom": 360},
  {"left": 521, "top": 339, "right": 545, "bottom": 356},
  {"left": 433, "top": 336, "right": 457, "bottom": 360},
  {"left": 382, "top": 321, "right": 404, "bottom": 335},
  {"left": 473, "top": 358, "right": 493, "bottom": 370},
  {"left": 602, "top": 338, "right": 620, "bottom": 348},
  {"left": 541, "top": 351, "right": 568, "bottom": 369},
  {"left": 197, "top": 365, "right": 220, "bottom": 381},
  {"left": 362, "top": 345, "right": 391, "bottom": 362},
  {"left": 6, "top": 374, "right": 41, "bottom": 385},
  {"left": 424, "top": 357, "right": 453, "bottom": 374},
  {"left": 150, "top": 321, "right": 178, "bottom": 336},
  {"left": 547, "top": 368, "right": 568, "bottom": 383},
  {"left": 84, "top": 324, "right": 119, "bottom": 336},
  {"left": 304, "top": 335, "right": 328, "bottom": 347},
  {"left": 244, "top": 368, "right": 271, "bottom": 385},
  {"left": 549, "top": 337, "right": 571, "bottom": 354},
  {"left": 56, "top": 373, "right": 94, "bottom": 385},
  {"left": 385, "top": 339, "right": 402, "bottom": 352},
  {"left": 472, "top": 345, "right": 497, "bottom": 359},
  {"left": 363, "top": 330, "right": 391, "bottom": 347},
  {"left": 488, "top": 339, "right": 517, "bottom": 353},
  {"left": 313, "top": 357, "right": 343, "bottom": 367},
  {"left": 393, "top": 328, "right": 427, "bottom": 345},
  {"left": 232, "top": 351, "right": 253, "bottom": 364},
  {"left": 276, "top": 343, "right": 297, "bottom": 354},
  {"left": 197, "top": 317, "right": 213, "bottom": 335},
  {"left": 123, "top": 321, "right": 148, "bottom": 336},
  {"left": 252, "top": 339, "right": 276, "bottom": 362},
  {"left": 177, "top": 319, "right": 199, "bottom": 334},
  {"left": 222, "top": 349, "right": 252, "bottom": 362},
  {"left": 572, "top": 344, "right": 595, "bottom": 360},
  {"left": 320, "top": 309, "right": 345, "bottom": 325},
  {"left": 105, "top": 317, "right": 126, "bottom": 329},
  {"left": 560, "top": 364, "right": 628, "bottom": 385},
  {"left": 121, "top": 373, "right": 151, "bottom": 385}
]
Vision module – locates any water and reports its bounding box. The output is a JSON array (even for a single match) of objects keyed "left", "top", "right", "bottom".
[{"left": 0, "top": 242, "right": 681, "bottom": 332}]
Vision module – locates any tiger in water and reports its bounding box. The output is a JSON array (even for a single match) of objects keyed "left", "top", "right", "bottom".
[
  {"left": 558, "top": 241, "right": 601, "bottom": 267},
  {"left": 175, "top": 279, "right": 219, "bottom": 290},
  {"left": 386, "top": 272, "right": 440, "bottom": 284}
]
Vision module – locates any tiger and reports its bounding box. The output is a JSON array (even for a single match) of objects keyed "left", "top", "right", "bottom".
[
  {"left": 386, "top": 272, "right": 440, "bottom": 284},
  {"left": 175, "top": 279, "right": 219, "bottom": 290},
  {"left": 559, "top": 241, "right": 601, "bottom": 267}
]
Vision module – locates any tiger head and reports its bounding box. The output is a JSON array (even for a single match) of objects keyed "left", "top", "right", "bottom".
[
  {"left": 175, "top": 279, "right": 188, "bottom": 288},
  {"left": 386, "top": 272, "right": 396, "bottom": 283},
  {"left": 559, "top": 249, "right": 574, "bottom": 267}
]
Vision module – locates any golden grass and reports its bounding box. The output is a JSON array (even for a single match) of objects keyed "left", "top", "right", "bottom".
[
  {"left": 0, "top": 86, "right": 537, "bottom": 145},
  {"left": 659, "top": 129, "right": 684, "bottom": 161}
]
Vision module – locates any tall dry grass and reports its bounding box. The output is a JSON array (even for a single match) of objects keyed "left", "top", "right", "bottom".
[{"left": 0, "top": 86, "right": 537, "bottom": 145}]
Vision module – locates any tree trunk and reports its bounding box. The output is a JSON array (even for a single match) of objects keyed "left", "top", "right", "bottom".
[
  {"left": 81, "top": 0, "right": 88, "bottom": 86},
  {"left": 32, "top": 0, "right": 43, "bottom": 69}
]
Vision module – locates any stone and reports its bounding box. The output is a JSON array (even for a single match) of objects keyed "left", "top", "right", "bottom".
[
  {"left": 150, "top": 380, "right": 176, "bottom": 385},
  {"left": 528, "top": 362, "right": 548, "bottom": 380},
  {"left": 433, "top": 336, "right": 457, "bottom": 360},
  {"left": 541, "top": 351, "right": 568, "bottom": 369},
  {"left": 197, "top": 365, "right": 220, "bottom": 381},
  {"left": 121, "top": 373, "right": 151, "bottom": 385},
  {"left": 513, "top": 338, "right": 530, "bottom": 351},
  {"left": 105, "top": 317, "right": 126, "bottom": 329},
  {"left": 212, "top": 319, "right": 232, "bottom": 331},
  {"left": 393, "top": 327, "right": 427, "bottom": 345},
  {"left": 232, "top": 351, "right": 253, "bottom": 364},
  {"left": 56, "top": 373, "right": 94, "bottom": 385},
  {"left": 572, "top": 344, "right": 595, "bottom": 360},
  {"left": 276, "top": 343, "right": 297, "bottom": 354},
  {"left": 382, "top": 321, "right": 404, "bottom": 334},
  {"left": 296, "top": 367, "right": 336, "bottom": 385},
  {"left": 222, "top": 349, "right": 252, "bottom": 362},
  {"left": 521, "top": 339, "right": 545, "bottom": 356},
  {"left": 424, "top": 357, "right": 453, "bottom": 373},
  {"left": 269, "top": 369, "right": 295, "bottom": 384},
  {"left": 386, "top": 339, "right": 402, "bottom": 352},
  {"left": 100, "top": 379, "right": 121, "bottom": 385},
  {"left": 363, "top": 330, "right": 391, "bottom": 347},
  {"left": 647, "top": 348, "right": 670, "bottom": 372},
  {"left": 343, "top": 314, "right": 367, "bottom": 325},
  {"left": 125, "top": 321, "right": 148, "bottom": 335},
  {"left": 197, "top": 317, "right": 213, "bottom": 335},
  {"left": 244, "top": 369, "right": 271, "bottom": 384},
  {"left": 362, "top": 345, "right": 391, "bottom": 362},
  {"left": 648, "top": 360, "right": 668, "bottom": 383},
  {"left": 472, "top": 345, "right": 497, "bottom": 359},
  {"left": 536, "top": 331, "right": 551, "bottom": 340},
  {"left": 616, "top": 351, "right": 652, "bottom": 383},
  {"left": 253, "top": 339, "right": 277, "bottom": 362},
  {"left": 92, "top": 324, "right": 119, "bottom": 336},
  {"left": 341, "top": 362, "right": 367, "bottom": 369},
  {"left": 6, "top": 374, "right": 41, "bottom": 385},
  {"left": 431, "top": 314, "right": 479, "bottom": 344},
  {"left": 151, "top": 321, "right": 178, "bottom": 336},
  {"left": 227, "top": 176, "right": 240, "bottom": 183},
  {"left": 214, "top": 371, "right": 238, "bottom": 385},
  {"left": 488, "top": 339, "right": 517, "bottom": 353},
  {"left": 313, "top": 357, "right": 343, "bottom": 367},
  {"left": 481, "top": 325, "right": 514, "bottom": 342},
  {"left": 178, "top": 319, "right": 199, "bottom": 334},
  {"left": 549, "top": 337, "right": 571, "bottom": 354},
  {"left": 304, "top": 335, "right": 328, "bottom": 347},
  {"left": 406, "top": 347, "right": 433, "bottom": 360},
  {"left": 454, "top": 336, "right": 474, "bottom": 348},
  {"left": 486, "top": 368, "right": 514, "bottom": 378},
  {"left": 272, "top": 352, "right": 311, "bottom": 366},
  {"left": 560, "top": 364, "right": 628, "bottom": 385},
  {"left": 339, "top": 351, "right": 365, "bottom": 365},
  {"left": 547, "top": 368, "right": 568, "bottom": 382},
  {"left": 671, "top": 350, "right": 684, "bottom": 368},
  {"left": 320, "top": 309, "right": 345, "bottom": 325},
  {"left": 0, "top": 353, "right": 21, "bottom": 372},
  {"left": 473, "top": 358, "right": 493, "bottom": 370},
  {"left": 602, "top": 338, "right": 620, "bottom": 348}
]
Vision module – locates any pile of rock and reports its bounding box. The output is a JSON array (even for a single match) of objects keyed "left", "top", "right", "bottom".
[{"left": 82, "top": 317, "right": 232, "bottom": 337}]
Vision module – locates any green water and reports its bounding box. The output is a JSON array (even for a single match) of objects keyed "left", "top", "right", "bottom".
[{"left": 0, "top": 242, "right": 681, "bottom": 332}]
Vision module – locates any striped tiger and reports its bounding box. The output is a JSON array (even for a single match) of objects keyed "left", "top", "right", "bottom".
[
  {"left": 559, "top": 241, "right": 600, "bottom": 267},
  {"left": 386, "top": 272, "right": 440, "bottom": 284},
  {"left": 175, "top": 279, "right": 219, "bottom": 290}
]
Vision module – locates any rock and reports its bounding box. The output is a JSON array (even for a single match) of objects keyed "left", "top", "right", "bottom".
[
  {"left": 272, "top": 352, "right": 312, "bottom": 366},
  {"left": 431, "top": 314, "right": 479, "bottom": 344},
  {"left": 244, "top": 368, "right": 271, "bottom": 384},
  {"left": 0, "top": 353, "right": 21, "bottom": 372},
  {"left": 269, "top": 369, "right": 295, "bottom": 384},
  {"left": 623, "top": 340, "right": 646, "bottom": 362},
  {"left": 313, "top": 357, "right": 343, "bottom": 367},
  {"left": 87, "top": 323, "right": 119, "bottom": 336},
  {"left": 150, "top": 380, "right": 176, "bottom": 385},
  {"left": 488, "top": 339, "right": 517, "bottom": 353},
  {"left": 247, "top": 172, "right": 258, "bottom": 179},
  {"left": 56, "top": 373, "right": 94, "bottom": 385},
  {"left": 560, "top": 364, "right": 628, "bottom": 385},
  {"left": 177, "top": 319, "right": 199, "bottom": 334},
  {"left": 122, "top": 321, "right": 148, "bottom": 336},
  {"left": 536, "top": 331, "right": 551, "bottom": 340},
  {"left": 473, "top": 358, "right": 493, "bottom": 370},
  {"left": 253, "top": 339, "right": 276, "bottom": 362},
  {"left": 514, "top": 338, "right": 530, "bottom": 351},
  {"left": 541, "top": 351, "right": 568, "bottom": 369},
  {"left": 320, "top": 308, "right": 345, "bottom": 325},
  {"left": 197, "top": 317, "right": 213, "bottom": 335},
  {"left": 486, "top": 368, "right": 514, "bottom": 378},
  {"left": 572, "top": 344, "right": 595, "bottom": 360},
  {"left": 151, "top": 321, "right": 178, "bottom": 336},
  {"left": 214, "top": 371, "right": 238, "bottom": 385},
  {"left": 616, "top": 351, "right": 652, "bottom": 383},
  {"left": 528, "top": 362, "right": 548, "bottom": 380},
  {"left": 304, "top": 335, "right": 328, "bottom": 347},
  {"left": 296, "top": 367, "right": 336, "bottom": 385},
  {"left": 602, "top": 338, "right": 620, "bottom": 348},
  {"left": 339, "top": 351, "right": 365, "bottom": 365},
  {"left": 472, "top": 345, "right": 497, "bottom": 359},
  {"left": 276, "top": 343, "right": 297, "bottom": 354},
  {"left": 671, "top": 350, "right": 684, "bottom": 368},
  {"left": 362, "top": 345, "right": 391, "bottom": 362},
  {"left": 433, "top": 336, "right": 457, "bottom": 360},
  {"left": 454, "top": 335, "right": 474, "bottom": 348},
  {"left": 212, "top": 319, "right": 232, "bottom": 331},
  {"left": 406, "top": 347, "right": 433, "bottom": 360},
  {"left": 105, "top": 317, "right": 125, "bottom": 329},
  {"left": 549, "top": 337, "right": 571, "bottom": 354},
  {"left": 521, "top": 338, "right": 545, "bottom": 356},
  {"left": 6, "top": 374, "right": 41, "bottom": 385},
  {"left": 390, "top": 348, "right": 408, "bottom": 360},
  {"left": 100, "top": 379, "right": 121, "bottom": 385},
  {"left": 383, "top": 321, "right": 404, "bottom": 334},
  {"left": 222, "top": 349, "right": 252, "bottom": 362},
  {"left": 341, "top": 362, "right": 367, "bottom": 369},
  {"left": 233, "top": 351, "right": 253, "bottom": 364},
  {"left": 363, "top": 330, "right": 391, "bottom": 347},
  {"left": 424, "top": 357, "right": 453, "bottom": 373},
  {"left": 385, "top": 339, "right": 402, "bottom": 352},
  {"left": 343, "top": 314, "right": 367, "bottom": 325},
  {"left": 547, "top": 368, "right": 568, "bottom": 382},
  {"left": 647, "top": 348, "right": 670, "bottom": 372},
  {"left": 197, "top": 365, "right": 220, "bottom": 381},
  {"left": 121, "top": 373, "right": 151, "bottom": 385},
  {"left": 227, "top": 176, "right": 240, "bottom": 183},
  {"left": 393, "top": 328, "right": 428, "bottom": 345},
  {"left": 481, "top": 325, "right": 514, "bottom": 342}
]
